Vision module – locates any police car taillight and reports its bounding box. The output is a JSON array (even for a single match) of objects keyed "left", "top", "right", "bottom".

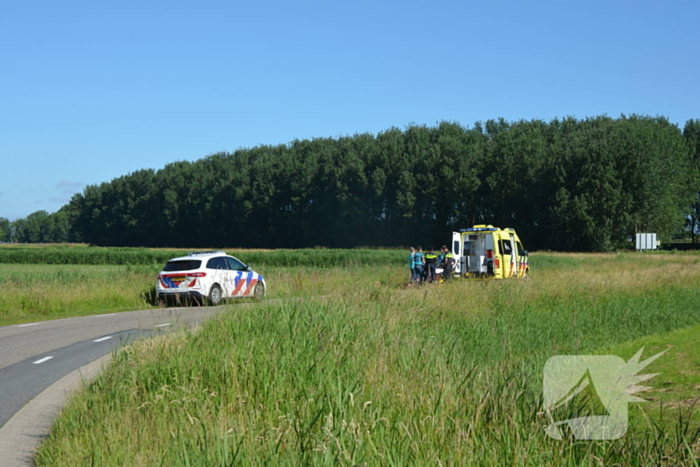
[{"left": 157, "top": 272, "right": 207, "bottom": 279}]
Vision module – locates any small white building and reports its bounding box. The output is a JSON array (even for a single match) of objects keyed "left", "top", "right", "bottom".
[{"left": 635, "top": 233, "right": 659, "bottom": 251}]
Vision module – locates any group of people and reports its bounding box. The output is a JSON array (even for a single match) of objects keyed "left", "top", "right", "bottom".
[{"left": 408, "top": 245, "right": 455, "bottom": 286}]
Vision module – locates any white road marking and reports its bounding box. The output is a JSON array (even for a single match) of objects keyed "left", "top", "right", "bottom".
[
  {"left": 17, "top": 323, "right": 41, "bottom": 328},
  {"left": 93, "top": 336, "right": 113, "bottom": 342},
  {"left": 94, "top": 313, "right": 116, "bottom": 318},
  {"left": 154, "top": 323, "right": 171, "bottom": 328},
  {"left": 33, "top": 356, "right": 53, "bottom": 365}
]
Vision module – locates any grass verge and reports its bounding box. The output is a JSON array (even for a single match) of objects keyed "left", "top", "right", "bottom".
[{"left": 34, "top": 253, "right": 700, "bottom": 466}]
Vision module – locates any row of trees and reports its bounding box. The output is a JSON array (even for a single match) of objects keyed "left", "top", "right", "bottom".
[
  {"left": 0, "top": 210, "right": 73, "bottom": 244},
  {"left": 4, "top": 115, "right": 700, "bottom": 251}
]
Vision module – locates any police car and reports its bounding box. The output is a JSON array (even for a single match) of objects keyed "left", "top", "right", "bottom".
[{"left": 155, "top": 251, "right": 266, "bottom": 305}]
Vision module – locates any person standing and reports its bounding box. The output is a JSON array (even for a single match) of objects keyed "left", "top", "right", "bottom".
[
  {"left": 414, "top": 246, "right": 425, "bottom": 285},
  {"left": 437, "top": 246, "right": 446, "bottom": 267},
  {"left": 441, "top": 245, "right": 455, "bottom": 281},
  {"left": 424, "top": 249, "right": 438, "bottom": 283},
  {"left": 408, "top": 247, "right": 417, "bottom": 286}
]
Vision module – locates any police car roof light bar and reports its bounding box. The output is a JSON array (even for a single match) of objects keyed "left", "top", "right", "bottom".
[{"left": 188, "top": 250, "right": 226, "bottom": 256}]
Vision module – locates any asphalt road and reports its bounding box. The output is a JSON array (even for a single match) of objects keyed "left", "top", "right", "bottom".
[{"left": 0, "top": 304, "right": 234, "bottom": 466}]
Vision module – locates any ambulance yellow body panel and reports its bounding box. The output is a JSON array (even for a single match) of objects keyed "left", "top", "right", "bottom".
[{"left": 451, "top": 225, "right": 529, "bottom": 279}]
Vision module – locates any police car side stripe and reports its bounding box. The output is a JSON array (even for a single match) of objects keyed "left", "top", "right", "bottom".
[
  {"left": 231, "top": 272, "right": 246, "bottom": 296},
  {"left": 244, "top": 278, "right": 258, "bottom": 295}
]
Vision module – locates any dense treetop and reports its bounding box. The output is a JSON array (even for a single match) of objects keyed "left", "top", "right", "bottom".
[{"left": 3, "top": 116, "right": 699, "bottom": 251}]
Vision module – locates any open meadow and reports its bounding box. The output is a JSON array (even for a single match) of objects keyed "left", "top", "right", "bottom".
[
  {"left": 1, "top": 246, "right": 699, "bottom": 465},
  {"left": 0, "top": 245, "right": 401, "bottom": 326}
]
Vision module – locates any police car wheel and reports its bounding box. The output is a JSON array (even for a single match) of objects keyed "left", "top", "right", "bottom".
[
  {"left": 253, "top": 283, "right": 265, "bottom": 301},
  {"left": 208, "top": 285, "right": 223, "bottom": 306}
]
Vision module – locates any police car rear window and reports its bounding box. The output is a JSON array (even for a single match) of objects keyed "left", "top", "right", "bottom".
[{"left": 163, "top": 260, "right": 202, "bottom": 272}]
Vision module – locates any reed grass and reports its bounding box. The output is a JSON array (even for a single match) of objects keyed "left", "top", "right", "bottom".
[{"left": 34, "top": 252, "right": 700, "bottom": 466}]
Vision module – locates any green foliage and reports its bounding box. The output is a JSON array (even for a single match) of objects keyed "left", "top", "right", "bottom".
[
  {"left": 0, "top": 217, "right": 9, "bottom": 242},
  {"left": 546, "top": 116, "right": 695, "bottom": 250},
  {"left": 683, "top": 119, "right": 700, "bottom": 242},
  {"left": 9, "top": 116, "right": 700, "bottom": 251},
  {"left": 5, "top": 208, "right": 75, "bottom": 243},
  {"left": 684, "top": 119, "right": 700, "bottom": 161}
]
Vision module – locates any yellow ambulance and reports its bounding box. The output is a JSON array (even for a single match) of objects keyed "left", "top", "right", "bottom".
[{"left": 450, "top": 225, "right": 529, "bottom": 279}]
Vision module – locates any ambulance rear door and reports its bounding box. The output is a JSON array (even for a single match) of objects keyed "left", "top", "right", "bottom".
[
  {"left": 461, "top": 233, "right": 473, "bottom": 276},
  {"left": 452, "top": 231, "right": 463, "bottom": 275},
  {"left": 496, "top": 233, "right": 516, "bottom": 278},
  {"left": 468, "top": 232, "right": 489, "bottom": 274},
  {"left": 484, "top": 232, "right": 495, "bottom": 275},
  {"left": 515, "top": 237, "right": 528, "bottom": 277},
  {"left": 509, "top": 232, "right": 519, "bottom": 277}
]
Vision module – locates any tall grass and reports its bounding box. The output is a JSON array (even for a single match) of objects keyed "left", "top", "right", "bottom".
[
  {"left": 0, "top": 264, "right": 158, "bottom": 324},
  {"left": 0, "top": 263, "right": 401, "bottom": 325},
  {"left": 35, "top": 253, "right": 700, "bottom": 465},
  {"left": 0, "top": 245, "right": 406, "bottom": 325},
  {"left": 0, "top": 245, "right": 176, "bottom": 265},
  {"left": 0, "top": 245, "right": 405, "bottom": 267}
]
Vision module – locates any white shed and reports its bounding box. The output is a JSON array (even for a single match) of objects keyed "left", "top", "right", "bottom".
[{"left": 635, "top": 233, "right": 658, "bottom": 251}]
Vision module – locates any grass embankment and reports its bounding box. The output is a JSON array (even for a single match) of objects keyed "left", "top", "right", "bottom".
[
  {"left": 35, "top": 252, "right": 700, "bottom": 466},
  {"left": 601, "top": 325, "right": 700, "bottom": 430},
  {"left": 0, "top": 246, "right": 405, "bottom": 326}
]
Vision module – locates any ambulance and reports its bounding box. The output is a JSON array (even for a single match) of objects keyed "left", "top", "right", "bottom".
[{"left": 450, "top": 225, "right": 529, "bottom": 279}]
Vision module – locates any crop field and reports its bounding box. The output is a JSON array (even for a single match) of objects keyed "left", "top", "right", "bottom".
[
  {"left": 0, "top": 245, "right": 405, "bottom": 326},
  {"left": 1, "top": 247, "right": 699, "bottom": 465}
]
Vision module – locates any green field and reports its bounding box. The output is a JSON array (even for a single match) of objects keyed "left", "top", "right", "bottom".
[
  {"left": 0, "top": 245, "right": 405, "bottom": 326},
  {"left": 1, "top": 247, "right": 698, "bottom": 465}
]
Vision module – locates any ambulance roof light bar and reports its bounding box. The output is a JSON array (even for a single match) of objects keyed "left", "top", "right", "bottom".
[{"left": 460, "top": 227, "right": 498, "bottom": 232}]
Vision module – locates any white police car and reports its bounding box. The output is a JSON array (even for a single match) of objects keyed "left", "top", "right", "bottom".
[{"left": 155, "top": 251, "right": 266, "bottom": 305}]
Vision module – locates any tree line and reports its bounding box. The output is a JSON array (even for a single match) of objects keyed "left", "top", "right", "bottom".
[{"left": 3, "top": 115, "right": 700, "bottom": 251}]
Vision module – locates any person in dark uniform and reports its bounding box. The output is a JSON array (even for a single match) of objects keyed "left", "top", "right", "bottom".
[
  {"left": 424, "top": 249, "right": 438, "bottom": 283},
  {"left": 441, "top": 246, "right": 455, "bottom": 281}
]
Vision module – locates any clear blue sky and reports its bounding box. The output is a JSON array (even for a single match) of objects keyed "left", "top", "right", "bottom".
[{"left": 1, "top": 0, "right": 698, "bottom": 220}]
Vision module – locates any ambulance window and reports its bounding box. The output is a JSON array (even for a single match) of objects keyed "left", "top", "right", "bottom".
[
  {"left": 463, "top": 240, "right": 472, "bottom": 256},
  {"left": 516, "top": 242, "right": 525, "bottom": 256},
  {"left": 500, "top": 240, "right": 512, "bottom": 255},
  {"left": 453, "top": 240, "right": 460, "bottom": 255}
]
